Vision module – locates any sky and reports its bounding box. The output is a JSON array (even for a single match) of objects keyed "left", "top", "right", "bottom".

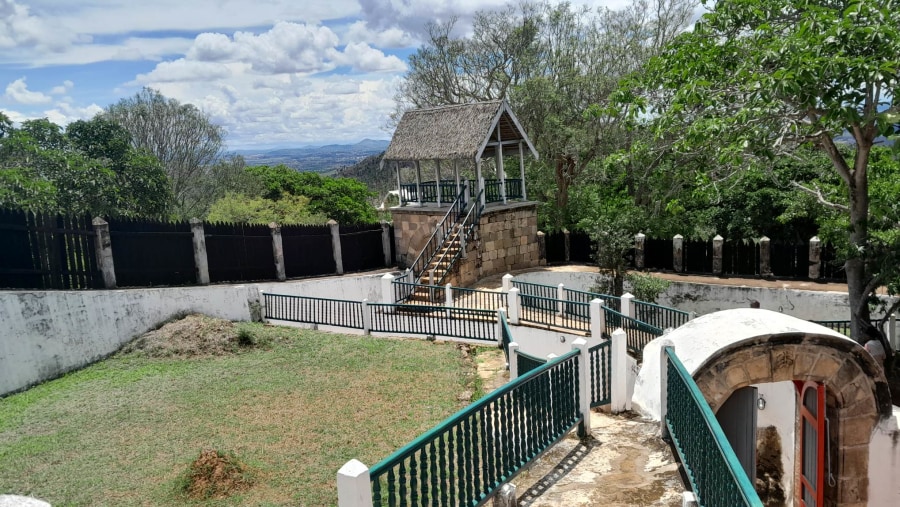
[{"left": 0, "top": 0, "right": 631, "bottom": 150}]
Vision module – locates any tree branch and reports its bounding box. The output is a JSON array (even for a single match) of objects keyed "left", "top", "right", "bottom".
[{"left": 790, "top": 181, "right": 849, "bottom": 211}]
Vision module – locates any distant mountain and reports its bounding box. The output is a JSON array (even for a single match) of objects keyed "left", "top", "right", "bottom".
[
  {"left": 232, "top": 139, "right": 390, "bottom": 173},
  {"left": 335, "top": 152, "right": 390, "bottom": 196}
]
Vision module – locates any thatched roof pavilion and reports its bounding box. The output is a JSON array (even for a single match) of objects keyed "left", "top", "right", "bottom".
[{"left": 383, "top": 100, "right": 538, "bottom": 208}]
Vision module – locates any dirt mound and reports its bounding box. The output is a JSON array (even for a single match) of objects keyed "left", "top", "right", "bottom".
[
  {"left": 183, "top": 449, "right": 253, "bottom": 500},
  {"left": 122, "top": 314, "right": 252, "bottom": 358}
]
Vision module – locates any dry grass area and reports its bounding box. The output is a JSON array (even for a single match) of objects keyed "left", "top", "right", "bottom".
[{"left": 0, "top": 318, "right": 484, "bottom": 506}]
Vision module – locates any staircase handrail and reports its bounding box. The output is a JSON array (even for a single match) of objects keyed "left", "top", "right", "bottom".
[
  {"left": 407, "top": 185, "right": 468, "bottom": 281},
  {"left": 432, "top": 191, "right": 484, "bottom": 286}
]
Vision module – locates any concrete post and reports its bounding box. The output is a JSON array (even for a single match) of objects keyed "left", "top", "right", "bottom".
[
  {"left": 381, "top": 273, "right": 395, "bottom": 310},
  {"left": 329, "top": 220, "right": 344, "bottom": 275},
  {"left": 502, "top": 273, "right": 514, "bottom": 292},
  {"left": 446, "top": 283, "right": 454, "bottom": 319},
  {"left": 557, "top": 283, "right": 565, "bottom": 316},
  {"left": 361, "top": 299, "right": 371, "bottom": 335},
  {"left": 589, "top": 299, "right": 606, "bottom": 338},
  {"left": 659, "top": 339, "right": 674, "bottom": 439},
  {"left": 634, "top": 233, "right": 646, "bottom": 270},
  {"left": 672, "top": 234, "right": 684, "bottom": 273},
  {"left": 536, "top": 231, "right": 547, "bottom": 266},
  {"left": 563, "top": 228, "right": 571, "bottom": 263},
  {"left": 712, "top": 234, "right": 724, "bottom": 276},
  {"left": 337, "top": 459, "right": 374, "bottom": 507},
  {"left": 682, "top": 491, "right": 698, "bottom": 507},
  {"left": 610, "top": 328, "right": 628, "bottom": 413},
  {"left": 808, "top": 235, "right": 821, "bottom": 280},
  {"left": 621, "top": 292, "right": 635, "bottom": 319},
  {"left": 492, "top": 483, "right": 518, "bottom": 507},
  {"left": 508, "top": 342, "right": 520, "bottom": 378},
  {"left": 190, "top": 218, "right": 210, "bottom": 285},
  {"left": 92, "top": 217, "right": 117, "bottom": 289},
  {"left": 759, "top": 236, "right": 772, "bottom": 277},
  {"left": 381, "top": 221, "right": 393, "bottom": 267},
  {"left": 572, "top": 337, "right": 592, "bottom": 437},
  {"left": 270, "top": 222, "right": 286, "bottom": 282},
  {"left": 508, "top": 287, "right": 521, "bottom": 324},
  {"left": 890, "top": 314, "right": 897, "bottom": 351},
  {"left": 257, "top": 287, "right": 268, "bottom": 323}
]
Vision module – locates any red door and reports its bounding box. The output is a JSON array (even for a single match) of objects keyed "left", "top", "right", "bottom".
[{"left": 798, "top": 382, "right": 825, "bottom": 507}]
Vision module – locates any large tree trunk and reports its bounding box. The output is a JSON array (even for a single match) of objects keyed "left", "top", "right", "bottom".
[
  {"left": 846, "top": 145, "right": 872, "bottom": 344},
  {"left": 554, "top": 155, "right": 576, "bottom": 227}
]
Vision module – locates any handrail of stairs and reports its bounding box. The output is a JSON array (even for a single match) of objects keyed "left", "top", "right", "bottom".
[
  {"left": 407, "top": 185, "right": 468, "bottom": 283},
  {"left": 430, "top": 190, "right": 485, "bottom": 286}
]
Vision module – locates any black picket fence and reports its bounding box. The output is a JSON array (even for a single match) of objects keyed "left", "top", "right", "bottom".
[
  {"left": 544, "top": 230, "right": 592, "bottom": 264},
  {"left": 108, "top": 218, "right": 195, "bottom": 287},
  {"left": 340, "top": 224, "right": 386, "bottom": 273},
  {"left": 0, "top": 209, "right": 102, "bottom": 290},
  {"left": 722, "top": 240, "right": 759, "bottom": 277},
  {"left": 205, "top": 222, "right": 276, "bottom": 283}
]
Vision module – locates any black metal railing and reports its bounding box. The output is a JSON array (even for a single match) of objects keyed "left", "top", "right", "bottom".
[
  {"left": 406, "top": 187, "right": 467, "bottom": 282},
  {"left": 369, "top": 304, "right": 496, "bottom": 342},
  {"left": 588, "top": 341, "right": 611, "bottom": 407},
  {"left": 262, "top": 293, "right": 363, "bottom": 329},
  {"left": 451, "top": 286, "right": 507, "bottom": 312}
]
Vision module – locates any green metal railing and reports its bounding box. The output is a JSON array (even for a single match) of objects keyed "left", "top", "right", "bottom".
[
  {"left": 369, "top": 303, "right": 496, "bottom": 342},
  {"left": 519, "top": 293, "right": 590, "bottom": 333},
  {"left": 563, "top": 287, "right": 621, "bottom": 313},
  {"left": 369, "top": 350, "right": 581, "bottom": 506},
  {"left": 511, "top": 280, "right": 557, "bottom": 299},
  {"left": 262, "top": 293, "right": 363, "bottom": 329},
  {"left": 515, "top": 351, "right": 547, "bottom": 376},
  {"left": 634, "top": 300, "right": 690, "bottom": 330},
  {"left": 499, "top": 310, "right": 513, "bottom": 364},
  {"left": 588, "top": 341, "right": 611, "bottom": 407},
  {"left": 663, "top": 347, "right": 763, "bottom": 507},
  {"left": 604, "top": 307, "right": 663, "bottom": 356}
]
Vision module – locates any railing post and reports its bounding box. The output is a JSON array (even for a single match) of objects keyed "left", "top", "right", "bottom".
[
  {"left": 611, "top": 328, "right": 628, "bottom": 413},
  {"left": 659, "top": 340, "right": 674, "bottom": 439},
  {"left": 508, "top": 342, "right": 520, "bottom": 378},
  {"left": 190, "top": 218, "right": 210, "bottom": 285},
  {"left": 270, "top": 222, "right": 286, "bottom": 282},
  {"left": 502, "top": 273, "right": 514, "bottom": 292},
  {"left": 508, "top": 287, "right": 521, "bottom": 325},
  {"left": 621, "top": 292, "right": 635, "bottom": 319},
  {"left": 634, "top": 232, "right": 645, "bottom": 270},
  {"left": 381, "top": 221, "right": 393, "bottom": 267},
  {"left": 361, "top": 299, "right": 371, "bottom": 335},
  {"left": 536, "top": 231, "right": 547, "bottom": 266},
  {"left": 92, "top": 217, "right": 117, "bottom": 289},
  {"left": 808, "top": 235, "right": 821, "bottom": 280},
  {"left": 759, "top": 236, "right": 772, "bottom": 278},
  {"left": 381, "top": 273, "right": 395, "bottom": 312},
  {"left": 492, "top": 483, "right": 518, "bottom": 507},
  {"left": 590, "top": 299, "right": 606, "bottom": 338},
  {"left": 563, "top": 228, "right": 571, "bottom": 263},
  {"left": 329, "top": 219, "right": 344, "bottom": 275},
  {"left": 712, "top": 234, "right": 723, "bottom": 276},
  {"left": 672, "top": 234, "right": 683, "bottom": 273},
  {"left": 337, "top": 459, "right": 374, "bottom": 507},
  {"left": 257, "top": 288, "right": 268, "bottom": 323},
  {"left": 557, "top": 283, "right": 565, "bottom": 316},
  {"left": 572, "top": 337, "right": 591, "bottom": 437}
]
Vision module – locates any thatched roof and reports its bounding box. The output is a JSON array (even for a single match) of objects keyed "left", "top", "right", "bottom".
[{"left": 383, "top": 100, "right": 539, "bottom": 162}]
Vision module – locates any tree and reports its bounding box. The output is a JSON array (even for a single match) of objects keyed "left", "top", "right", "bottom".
[
  {"left": 206, "top": 192, "right": 326, "bottom": 225},
  {"left": 104, "top": 88, "right": 224, "bottom": 218},
  {"left": 624, "top": 0, "right": 900, "bottom": 342}
]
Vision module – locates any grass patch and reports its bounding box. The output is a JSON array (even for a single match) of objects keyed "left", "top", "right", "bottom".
[{"left": 0, "top": 323, "right": 481, "bottom": 506}]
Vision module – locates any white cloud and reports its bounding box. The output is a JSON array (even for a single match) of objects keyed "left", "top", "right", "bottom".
[
  {"left": 42, "top": 102, "right": 104, "bottom": 126},
  {"left": 134, "top": 59, "right": 235, "bottom": 84},
  {"left": 336, "top": 42, "right": 407, "bottom": 73},
  {"left": 50, "top": 80, "right": 74, "bottom": 95},
  {"left": 344, "top": 20, "right": 413, "bottom": 48},
  {"left": 5, "top": 77, "right": 52, "bottom": 104},
  {"left": 0, "top": 0, "right": 87, "bottom": 52}
]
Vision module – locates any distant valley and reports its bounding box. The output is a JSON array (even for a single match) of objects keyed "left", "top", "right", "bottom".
[{"left": 232, "top": 139, "right": 389, "bottom": 173}]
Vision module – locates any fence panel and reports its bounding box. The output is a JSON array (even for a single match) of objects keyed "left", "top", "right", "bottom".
[
  {"left": 340, "top": 224, "right": 384, "bottom": 272},
  {"left": 451, "top": 286, "right": 507, "bottom": 311},
  {"left": 281, "top": 224, "right": 336, "bottom": 277},
  {"left": 564, "top": 287, "right": 621, "bottom": 313},
  {"left": 262, "top": 293, "right": 363, "bottom": 329},
  {"left": 545, "top": 231, "right": 566, "bottom": 263},
  {"left": 605, "top": 307, "right": 663, "bottom": 356},
  {"left": 0, "top": 208, "right": 41, "bottom": 289},
  {"left": 369, "top": 304, "right": 496, "bottom": 341},
  {"left": 569, "top": 230, "right": 593, "bottom": 263},
  {"left": 722, "top": 240, "right": 759, "bottom": 276},
  {"left": 205, "top": 222, "right": 275, "bottom": 283},
  {"left": 517, "top": 351, "right": 547, "bottom": 376},
  {"left": 634, "top": 300, "right": 690, "bottom": 330},
  {"left": 369, "top": 352, "right": 581, "bottom": 507},
  {"left": 588, "top": 341, "right": 611, "bottom": 407},
  {"left": 644, "top": 237, "right": 673, "bottom": 271},
  {"left": 683, "top": 239, "right": 713, "bottom": 274},
  {"left": 819, "top": 243, "right": 846, "bottom": 281},
  {"left": 108, "top": 218, "right": 195, "bottom": 287},
  {"left": 770, "top": 240, "right": 808, "bottom": 278},
  {"left": 664, "top": 347, "right": 763, "bottom": 507}
]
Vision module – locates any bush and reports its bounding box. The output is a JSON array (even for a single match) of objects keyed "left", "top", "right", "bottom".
[{"left": 626, "top": 272, "right": 671, "bottom": 303}]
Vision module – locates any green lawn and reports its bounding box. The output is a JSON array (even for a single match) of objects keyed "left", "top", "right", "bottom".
[{"left": 0, "top": 324, "right": 481, "bottom": 506}]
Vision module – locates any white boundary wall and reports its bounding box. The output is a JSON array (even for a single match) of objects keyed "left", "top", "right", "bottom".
[{"left": 0, "top": 272, "right": 387, "bottom": 396}]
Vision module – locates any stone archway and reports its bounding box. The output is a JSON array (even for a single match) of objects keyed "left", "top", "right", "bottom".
[{"left": 691, "top": 333, "right": 891, "bottom": 506}]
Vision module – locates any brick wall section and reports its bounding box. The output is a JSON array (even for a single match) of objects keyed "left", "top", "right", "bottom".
[{"left": 691, "top": 336, "right": 891, "bottom": 506}]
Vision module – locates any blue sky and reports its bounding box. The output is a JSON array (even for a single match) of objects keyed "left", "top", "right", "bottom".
[{"left": 0, "top": 0, "right": 629, "bottom": 149}]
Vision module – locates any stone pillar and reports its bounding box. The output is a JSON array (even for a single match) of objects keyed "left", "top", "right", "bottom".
[
  {"left": 337, "top": 459, "right": 374, "bottom": 507},
  {"left": 659, "top": 340, "right": 674, "bottom": 439},
  {"left": 329, "top": 219, "right": 344, "bottom": 275},
  {"left": 270, "top": 222, "right": 286, "bottom": 282},
  {"left": 759, "top": 236, "right": 772, "bottom": 278},
  {"left": 557, "top": 283, "right": 565, "bottom": 316},
  {"left": 508, "top": 342, "right": 520, "bottom": 378},
  {"left": 381, "top": 221, "right": 393, "bottom": 267},
  {"left": 621, "top": 292, "right": 635, "bottom": 319},
  {"left": 712, "top": 234, "right": 724, "bottom": 276},
  {"left": 672, "top": 234, "right": 684, "bottom": 273},
  {"left": 508, "top": 287, "right": 521, "bottom": 324},
  {"left": 610, "top": 328, "right": 628, "bottom": 413},
  {"left": 563, "top": 228, "right": 571, "bottom": 263},
  {"left": 361, "top": 299, "right": 371, "bottom": 335},
  {"left": 808, "top": 235, "right": 821, "bottom": 280},
  {"left": 92, "top": 217, "right": 117, "bottom": 289},
  {"left": 381, "top": 273, "right": 395, "bottom": 308},
  {"left": 502, "top": 273, "right": 514, "bottom": 292},
  {"left": 536, "top": 231, "right": 547, "bottom": 266},
  {"left": 634, "top": 233, "right": 646, "bottom": 270},
  {"left": 190, "top": 218, "right": 210, "bottom": 285},
  {"left": 590, "top": 299, "right": 606, "bottom": 338},
  {"left": 572, "top": 338, "right": 592, "bottom": 437}
]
